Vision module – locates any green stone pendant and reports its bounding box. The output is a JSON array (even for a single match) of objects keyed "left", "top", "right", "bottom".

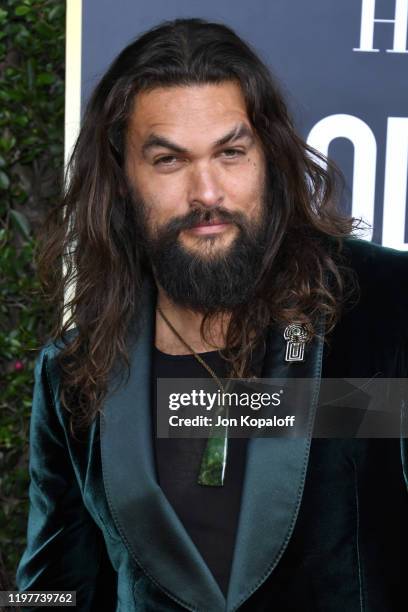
[
  {"left": 197, "top": 379, "right": 233, "bottom": 487},
  {"left": 197, "top": 428, "right": 228, "bottom": 486}
]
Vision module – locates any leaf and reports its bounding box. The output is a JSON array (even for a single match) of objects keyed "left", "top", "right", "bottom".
[
  {"left": 15, "top": 6, "right": 30, "bottom": 16},
  {"left": 36, "top": 72, "right": 54, "bottom": 86},
  {"left": 9, "top": 209, "right": 31, "bottom": 239},
  {"left": 0, "top": 170, "right": 10, "bottom": 189},
  {"left": 49, "top": 5, "right": 64, "bottom": 21},
  {"left": 0, "top": 136, "right": 16, "bottom": 152},
  {"left": 14, "top": 26, "right": 30, "bottom": 44},
  {"left": 14, "top": 115, "right": 29, "bottom": 127},
  {"left": 35, "top": 22, "right": 55, "bottom": 38}
]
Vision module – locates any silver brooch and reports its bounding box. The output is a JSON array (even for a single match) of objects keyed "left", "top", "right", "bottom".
[{"left": 283, "top": 323, "right": 310, "bottom": 362}]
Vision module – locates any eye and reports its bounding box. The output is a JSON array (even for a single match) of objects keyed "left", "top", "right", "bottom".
[
  {"left": 154, "top": 155, "right": 179, "bottom": 166},
  {"left": 221, "top": 148, "right": 245, "bottom": 159}
]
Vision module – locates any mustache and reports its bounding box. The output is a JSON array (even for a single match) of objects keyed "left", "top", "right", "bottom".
[{"left": 158, "top": 207, "right": 247, "bottom": 238}]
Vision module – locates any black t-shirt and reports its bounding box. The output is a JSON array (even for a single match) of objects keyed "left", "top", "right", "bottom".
[{"left": 151, "top": 347, "right": 249, "bottom": 596}]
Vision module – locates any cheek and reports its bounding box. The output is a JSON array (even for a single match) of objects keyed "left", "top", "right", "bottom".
[
  {"left": 143, "top": 183, "right": 186, "bottom": 228},
  {"left": 131, "top": 160, "right": 184, "bottom": 210},
  {"left": 227, "top": 160, "right": 265, "bottom": 209}
]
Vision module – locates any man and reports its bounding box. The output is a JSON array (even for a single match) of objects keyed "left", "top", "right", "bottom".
[{"left": 16, "top": 18, "right": 408, "bottom": 611}]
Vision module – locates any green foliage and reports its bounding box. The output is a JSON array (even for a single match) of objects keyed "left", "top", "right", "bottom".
[{"left": 0, "top": 0, "right": 65, "bottom": 588}]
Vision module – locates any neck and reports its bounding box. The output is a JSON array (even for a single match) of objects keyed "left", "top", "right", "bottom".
[{"left": 154, "top": 283, "right": 231, "bottom": 355}]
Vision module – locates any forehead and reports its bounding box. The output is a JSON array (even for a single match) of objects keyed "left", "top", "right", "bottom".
[{"left": 126, "top": 81, "right": 252, "bottom": 146}]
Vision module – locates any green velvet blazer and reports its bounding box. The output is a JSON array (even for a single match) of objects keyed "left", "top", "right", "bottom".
[{"left": 16, "top": 238, "right": 408, "bottom": 611}]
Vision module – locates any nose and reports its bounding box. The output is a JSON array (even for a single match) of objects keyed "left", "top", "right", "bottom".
[{"left": 187, "top": 162, "right": 224, "bottom": 209}]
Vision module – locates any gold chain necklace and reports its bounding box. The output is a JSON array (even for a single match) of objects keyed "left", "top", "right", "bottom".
[
  {"left": 156, "top": 305, "right": 228, "bottom": 393},
  {"left": 156, "top": 304, "right": 232, "bottom": 486}
]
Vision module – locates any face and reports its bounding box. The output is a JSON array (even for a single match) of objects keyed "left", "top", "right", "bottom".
[{"left": 124, "top": 81, "right": 270, "bottom": 312}]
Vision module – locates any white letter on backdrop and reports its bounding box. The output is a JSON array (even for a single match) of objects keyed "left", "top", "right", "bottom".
[
  {"left": 307, "top": 114, "right": 376, "bottom": 240},
  {"left": 382, "top": 117, "right": 408, "bottom": 250}
]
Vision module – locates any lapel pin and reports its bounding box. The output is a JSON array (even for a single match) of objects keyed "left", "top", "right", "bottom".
[{"left": 284, "top": 323, "right": 310, "bottom": 362}]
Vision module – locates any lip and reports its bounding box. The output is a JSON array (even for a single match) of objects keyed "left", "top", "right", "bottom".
[
  {"left": 186, "top": 218, "right": 232, "bottom": 235},
  {"left": 187, "top": 222, "right": 231, "bottom": 235}
]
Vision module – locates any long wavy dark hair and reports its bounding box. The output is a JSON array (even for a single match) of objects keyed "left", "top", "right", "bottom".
[{"left": 38, "top": 18, "right": 359, "bottom": 437}]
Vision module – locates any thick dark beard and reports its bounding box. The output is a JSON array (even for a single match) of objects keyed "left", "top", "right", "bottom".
[{"left": 131, "top": 188, "right": 270, "bottom": 314}]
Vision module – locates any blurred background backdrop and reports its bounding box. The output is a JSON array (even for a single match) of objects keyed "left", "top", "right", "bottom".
[{"left": 0, "top": 0, "right": 65, "bottom": 592}]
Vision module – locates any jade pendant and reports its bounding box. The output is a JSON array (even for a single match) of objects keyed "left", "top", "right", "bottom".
[
  {"left": 197, "top": 428, "right": 228, "bottom": 486},
  {"left": 197, "top": 379, "right": 233, "bottom": 487}
]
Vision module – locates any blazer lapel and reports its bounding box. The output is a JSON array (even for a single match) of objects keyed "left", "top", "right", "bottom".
[
  {"left": 100, "top": 272, "right": 226, "bottom": 612},
  {"left": 101, "top": 270, "right": 325, "bottom": 612},
  {"left": 226, "top": 317, "right": 325, "bottom": 611}
]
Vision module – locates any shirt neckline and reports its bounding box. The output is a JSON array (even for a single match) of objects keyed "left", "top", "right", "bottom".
[{"left": 153, "top": 346, "right": 221, "bottom": 360}]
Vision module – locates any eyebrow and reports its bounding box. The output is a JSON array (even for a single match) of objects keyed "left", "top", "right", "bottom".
[
  {"left": 214, "top": 122, "right": 254, "bottom": 147},
  {"left": 141, "top": 122, "right": 254, "bottom": 157}
]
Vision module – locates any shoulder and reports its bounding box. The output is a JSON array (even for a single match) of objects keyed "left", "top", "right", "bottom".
[
  {"left": 34, "top": 327, "right": 79, "bottom": 393},
  {"left": 334, "top": 236, "right": 408, "bottom": 334},
  {"left": 339, "top": 236, "right": 408, "bottom": 300},
  {"left": 30, "top": 328, "right": 80, "bottom": 438},
  {"left": 343, "top": 238, "right": 408, "bottom": 286}
]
